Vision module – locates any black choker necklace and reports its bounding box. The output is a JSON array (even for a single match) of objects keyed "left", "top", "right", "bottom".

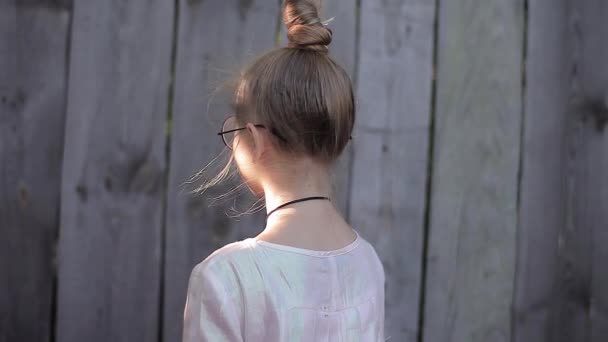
[{"left": 266, "top": 196, "right": 330, "bottom": 219}]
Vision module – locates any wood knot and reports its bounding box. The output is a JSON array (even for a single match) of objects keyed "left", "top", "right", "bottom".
[
  {"left": 129, "top": 159, "right": 162, "bottom": 194},
  {"left": 238, "top": 0, "right": 253, "bottom": 20},
  {"left": 105, "top": 153, "right": 163, "bottom": 195},
  {"left": 76, "top": 184, "right": 88, "bottom": 202},
  {"left": 17, "top": 182, "right": 29, "bottom": 209},
  {"left": 1, "top": 88, "right": 26, "bottom": 110},
  {"left": 576, "top": 97, "right": 608, "bottom": 133}
]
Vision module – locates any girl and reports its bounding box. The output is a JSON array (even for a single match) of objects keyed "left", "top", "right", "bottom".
[{"left": 182, "top": 0, "right": 386, "bottom": 341}]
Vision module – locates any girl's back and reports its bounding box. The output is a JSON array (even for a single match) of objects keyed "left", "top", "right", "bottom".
[{"left": 183, "top": 229, "right": 385, "bottom": 341}]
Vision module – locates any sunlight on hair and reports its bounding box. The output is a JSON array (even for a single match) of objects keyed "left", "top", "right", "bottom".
[
  {"left": 224, "top": 195, "right": 266, "bottom": 219},
  {"left": 180, "top": 148, "right": 268, "bottom": 218},
  {"left": 182, "top": 149, "right": 235, "bottom": 194}
]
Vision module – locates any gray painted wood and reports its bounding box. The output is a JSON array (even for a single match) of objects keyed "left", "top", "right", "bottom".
[
  {"left": 349, "top": 0, "right": 436, "bottom": 340},
  {"left": 423, "top": 1, "right": 524, "bottom": 341},
  {"left": 514, "top": 1, "right": 608, "bottom": 341},
  {"left": 324, "top": 0, "right": 357, "bottom": 216},
  {"left": 0, "top": 2, "right": 70, "bottom": 342},
  {"left": 55, "top": 1, "right": 174, "bottom": 341},
  {"left": 559, "top": 4, "right": 608, "bottom": 341},
  {"left": 586, "top": 96, "right": 608, "bottom": 341},
  {"left": 513, "top": 2, "right": 567, "bottom": 340},
  {"left": 162, "top": 1, "right": 279, "bottom": 341}
]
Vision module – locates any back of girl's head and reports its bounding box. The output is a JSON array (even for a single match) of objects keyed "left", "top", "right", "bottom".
[{"left": 234, "top": 0, "right": 355, "bottom": 164}]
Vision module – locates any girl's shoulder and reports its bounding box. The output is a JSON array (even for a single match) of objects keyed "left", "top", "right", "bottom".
[
  {"left": 189, "top": 238, "right": 257, "bottom": 297},
  {"left": 201, "top": 238, "right": 254, "bottom": 265},
  {"left": 191, "top": 237, "right": 259, "bottom": 277}
]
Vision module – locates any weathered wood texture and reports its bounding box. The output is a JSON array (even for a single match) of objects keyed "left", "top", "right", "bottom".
[
  {"left": 5, "top": 1, "right": 608, "bottom": 341},
  {"left": 55, "top": 1, "right": 174, "bottom": 341},
  {"left": 349, "top": 0, "right": 436, "bottom": 340},
  {"left": 514, "top": 1, "right": 608, "bottom": 341},
  {"left": 423, "top": 1, "right": 524, "bottom": 341},
  {"left": 322, "top": 0, "right": 358, "bottom": 216},
  {"left": 162, "top": 1, "right": 278, "bottom": 341},
  {"left": 0, "top": 2, "right": 70, "bottom": 342}
]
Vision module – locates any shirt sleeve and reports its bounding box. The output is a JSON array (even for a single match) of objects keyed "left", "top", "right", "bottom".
[
  {"left": 377, "top": 257, "right": 386, "bottom": 341},
  {"left": 182, "top": 262, "right": 243, "bottom": 342},
  {"left": 378, "top": 281, "right": 386, "bottom": 341}
]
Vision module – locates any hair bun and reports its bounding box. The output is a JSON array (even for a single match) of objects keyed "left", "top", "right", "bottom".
[{"left": 283, "top": 0, "right": 332, "bottom": 53}]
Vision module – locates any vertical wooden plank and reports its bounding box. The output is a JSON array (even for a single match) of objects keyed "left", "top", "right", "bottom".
[
  {"left": 513, "top": 1, "right": 567, "bottom": 341},
  {"left": 323, "top": 0, "right": 357, "bottom": 216},
  {"left": 349, "top": 0, "right": 436, "bottom": 340},
  {"left": 515, "top": 1, "right": 608, "bottom": 341},
  {"left": 423, "top": 1, "right": 524, "bottom": 341},
  {"left": 566, "top": 3, "right": 608, "bottom": 341},
  {"left": 0, "top": 2, "right": 70, "bottom": 341},
  {"left": 162, "top": 1, "right": 279, "bottom": 341},
  {"left": 56, "top": 1, "right": 174, "bottom": 341}
]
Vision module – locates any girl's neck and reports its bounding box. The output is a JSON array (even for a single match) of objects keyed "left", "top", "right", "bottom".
[
  {"left": 256, "top": 156, "right": 331, "bottom": 215},
  {"left": 262, "top": 171, "right": 332, "bottom": 217},
  {"left": 255, "top": 158, "right": 355, "bottom": 249}
]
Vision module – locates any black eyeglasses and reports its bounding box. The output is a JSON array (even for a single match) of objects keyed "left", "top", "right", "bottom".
[
  {"left": 217, "top": 116, "right": 286, "bottom": 150},
  {"left": 217, "top": 115, "right": 353, "bottom": 150}
]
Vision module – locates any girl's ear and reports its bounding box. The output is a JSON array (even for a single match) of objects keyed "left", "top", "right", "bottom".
[{"left": 246, "top": 123, "right": 266, "bottom": 162}]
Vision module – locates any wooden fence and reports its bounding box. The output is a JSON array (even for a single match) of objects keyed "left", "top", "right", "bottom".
[{"left": 1, "top": 0, "right": 607, "bottom": 341}]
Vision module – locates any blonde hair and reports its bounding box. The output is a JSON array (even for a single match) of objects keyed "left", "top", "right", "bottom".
[
  {"left": 194, "top": 0, "right": 355, "bottom": 197},
  {"left": 235, "top": 0, "right": 354, "bottom": 163}
]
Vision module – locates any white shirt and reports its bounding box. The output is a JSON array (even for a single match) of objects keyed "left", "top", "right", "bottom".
[{"left": 182, "top": 229, "right": 386, "bottom": 341}]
